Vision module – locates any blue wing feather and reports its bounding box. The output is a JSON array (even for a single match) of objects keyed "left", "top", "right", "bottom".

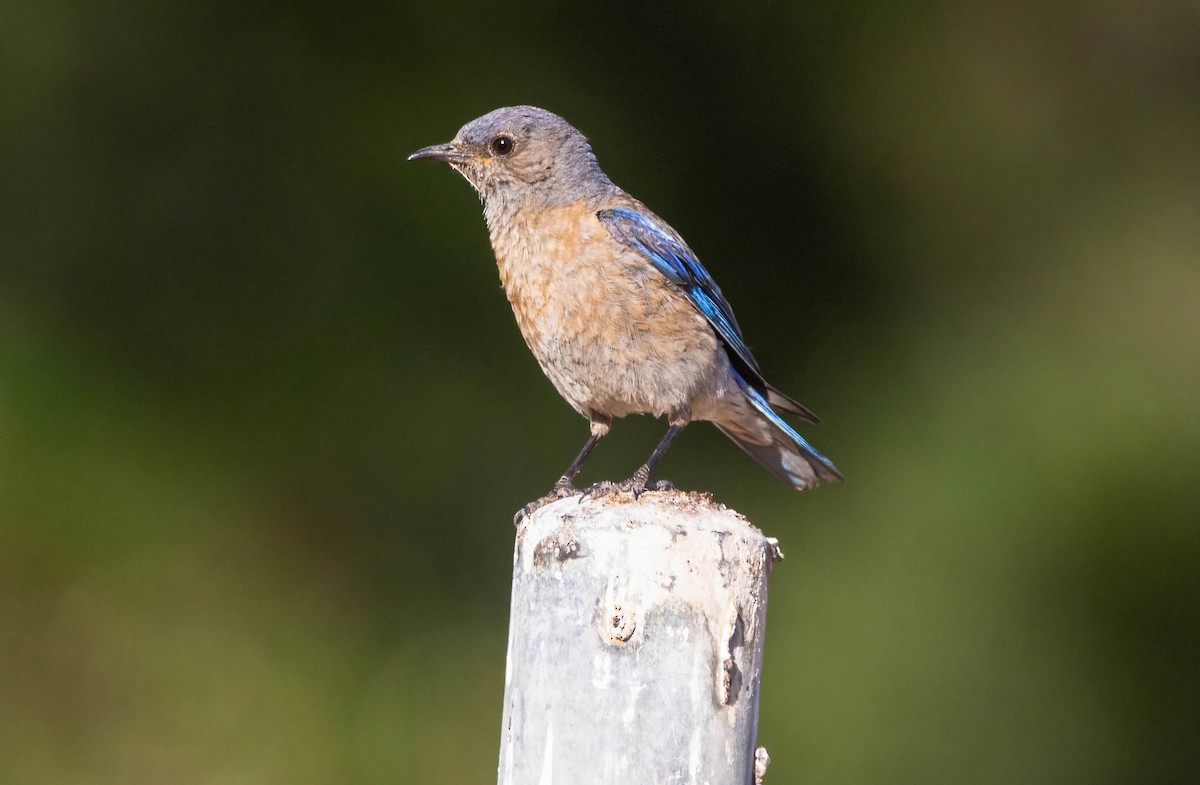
[
  {"left": 733, "top": 369, "right": 844, "bottom": 481},
  {"left": 599, "top": 206, "right": 840, "bottom": 483},
  {"left": 598, "top": 206, "right": 765, "bottom": 384}
]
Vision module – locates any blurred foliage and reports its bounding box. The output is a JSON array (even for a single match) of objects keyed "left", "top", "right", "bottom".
[{"left": 2, "top": 0, "right": 1198, "bottom": 783}]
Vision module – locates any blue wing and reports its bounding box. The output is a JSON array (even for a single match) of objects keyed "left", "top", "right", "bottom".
[
  {"left": 598, "top": 206, "right": 764, "bottom": 382},
  {"left": 599, "top": 205, "right": 837, "bottom": 482}
]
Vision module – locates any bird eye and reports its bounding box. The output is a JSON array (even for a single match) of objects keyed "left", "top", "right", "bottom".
[{"left": 491, "top": 136, "right": 515, "bottom": 156}]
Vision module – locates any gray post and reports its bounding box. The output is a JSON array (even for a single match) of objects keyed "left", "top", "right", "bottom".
[{"left": 497, "top": 491, "right": 780, "bottom": 785}]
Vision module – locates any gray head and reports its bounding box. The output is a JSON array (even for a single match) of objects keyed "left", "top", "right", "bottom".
[{"left": 409, "top": 106, "right": 613, "bottom": 207}]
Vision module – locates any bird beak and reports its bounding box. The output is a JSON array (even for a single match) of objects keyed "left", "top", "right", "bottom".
[{"left": 407, "top": 142, "right": 470, "bottom": 163}]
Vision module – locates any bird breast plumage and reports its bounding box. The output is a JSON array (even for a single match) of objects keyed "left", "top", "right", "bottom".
[{"left": 488, "top": 200, "right": 726, "bottom": 420}]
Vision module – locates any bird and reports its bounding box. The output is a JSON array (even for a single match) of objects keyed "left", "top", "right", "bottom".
[{"left": 409, "top": 106, "right": 842, "bottom": 517}]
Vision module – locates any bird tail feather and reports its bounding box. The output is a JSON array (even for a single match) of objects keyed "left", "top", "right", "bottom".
[
  {"left": 716, "top": 374, "right": 844, "bottom": 490},
  {"left": 765, "top": 383, "right": 821, "bottom": 423}
]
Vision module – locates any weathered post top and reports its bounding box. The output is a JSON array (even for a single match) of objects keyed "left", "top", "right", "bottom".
[{"left": 498, "top": 490, "right": 781, "bottom": 785}]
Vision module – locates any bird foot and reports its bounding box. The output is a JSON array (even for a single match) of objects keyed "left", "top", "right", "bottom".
[
  {"left": 621, "top": 467, "right": 653, "bottom": 499},
  {"left": 581, "top": 477, "right": 676, "bottom": 502},
  {"left": 580, "top": 480, "right": 621, "bottom": 500},
  {"left": 623, "top": 476, "right": 677, "bottom": 499},
  {"left": 513, "top": 479, "right": 580, "bottom": 527}
]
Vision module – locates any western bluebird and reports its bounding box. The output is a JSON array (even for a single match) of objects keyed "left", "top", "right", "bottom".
[{"left": 410, "top": 106, "right": 842, "bottom": 516}]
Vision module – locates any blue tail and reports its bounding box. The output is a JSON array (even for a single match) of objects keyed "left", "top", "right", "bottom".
[{"left": 717, "top": 373, "right": 844, "bottom": 490}]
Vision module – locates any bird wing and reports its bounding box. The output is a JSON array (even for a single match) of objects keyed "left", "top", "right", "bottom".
[
  {"left": 599, "top": 206, "right": 819, "bottom": 423},
  {"left": 598, "top": 205, "right": 762, "bottom": 376}
]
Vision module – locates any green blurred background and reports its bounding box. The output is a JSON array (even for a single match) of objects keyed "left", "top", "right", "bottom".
[{"left": 2, "top": 1, "right": 1198, "bottom": 783}]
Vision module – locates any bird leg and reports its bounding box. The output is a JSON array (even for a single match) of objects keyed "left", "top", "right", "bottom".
[
  {"left": 514, "top": 418, "right": 609, "bottom": 526},
  {"left": 552, "top": 430, "right": 603, "bottom": 492},
  {"left": 622, "top": 421, "right": 686, "bottom": 497},
  {"left": 586, "top": 419, "right": 687, "bottom": 500}
]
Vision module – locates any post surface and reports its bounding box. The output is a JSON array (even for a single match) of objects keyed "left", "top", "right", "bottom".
[{"left": 497, "top": 491, "right": 777, "bottom": 785}]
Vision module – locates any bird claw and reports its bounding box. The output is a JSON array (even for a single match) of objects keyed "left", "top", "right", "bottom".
[
  {"left": 513, "top": 480, "right": 580, "bottom": 527},
  {"left": 514, "top": 473, "right": 673, "bottom": 525},
  {"left": 580, "top": 476, "right": 676, "bottom": 502},
  {"left": 623, "top": 467, "right": 655, "bottom": 499},
  {"left": 580, "top": 480, "right": 621, "bottom": 501}
]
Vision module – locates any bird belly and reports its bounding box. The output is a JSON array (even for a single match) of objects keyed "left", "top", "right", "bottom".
[
  {"left": 491, "top": 201, "right": 726, "bottom": 420},
  {"left": 532, "top": 304, "right": 721, "bottom": 420}
]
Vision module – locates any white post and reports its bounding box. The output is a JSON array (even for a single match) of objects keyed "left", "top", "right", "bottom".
[{"left": 497, "top": 491, "right": 780, "bottom": 785}]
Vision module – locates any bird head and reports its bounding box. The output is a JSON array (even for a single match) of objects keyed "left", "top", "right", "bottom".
[{"left": 408, "top": 106, "right": 610, "bottom": 206}]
